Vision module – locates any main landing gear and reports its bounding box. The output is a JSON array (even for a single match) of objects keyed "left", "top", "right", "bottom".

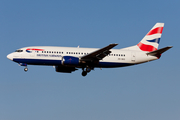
[
  {"left": 82, "top": 71, "right": 87, "bottom": 76},
  {"left": 81, "top": 66, "right": 92, "bottom": 77}
]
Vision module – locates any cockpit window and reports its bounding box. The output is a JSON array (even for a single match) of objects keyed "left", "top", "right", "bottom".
[{"left": 15, "top": 49, "right": 23, "bottom": 52}]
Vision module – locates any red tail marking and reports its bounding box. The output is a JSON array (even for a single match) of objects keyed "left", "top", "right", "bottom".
[
  {"left": 137, "top": 42, "right": 157, "bottom": 52},
  {"left": 147, "top": 27, "right": 163, "bottom": 35}
]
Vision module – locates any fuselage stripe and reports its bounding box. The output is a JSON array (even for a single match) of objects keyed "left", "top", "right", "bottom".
[{"left": 26, "top": 48, "right": 44, "bottom": 51}]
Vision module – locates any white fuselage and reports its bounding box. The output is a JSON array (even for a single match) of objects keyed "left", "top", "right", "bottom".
[{"left": 7, "top": 46, "right": 158, "bottom": 68}]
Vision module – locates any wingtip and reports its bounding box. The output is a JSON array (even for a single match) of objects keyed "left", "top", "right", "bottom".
[{"left": 110, "top": 43, "right": 118, "bottom": 46}]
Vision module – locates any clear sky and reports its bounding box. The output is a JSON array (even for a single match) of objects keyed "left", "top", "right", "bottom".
[{"left": 1, "top": 0, "right": 180, "bottom": 120}]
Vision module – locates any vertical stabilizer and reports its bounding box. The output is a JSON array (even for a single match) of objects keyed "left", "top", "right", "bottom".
[{"left": 137, "top": 23, "right": 164, "bottom": 52}]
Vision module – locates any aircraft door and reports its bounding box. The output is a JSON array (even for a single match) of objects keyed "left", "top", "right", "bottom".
[
  {"left": 131, "top": 52, "right": 136, "bottom": 62},
  {"left": 30, "top": 51, "right": 35, "bottom": 57}
]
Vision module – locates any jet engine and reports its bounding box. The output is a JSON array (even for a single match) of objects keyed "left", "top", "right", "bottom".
[
  {"left": 55, "top": 66, "right": 77, "bottom": 73},
  {"left": 61, "top": 56, "right": 80, "bottom": 66}
]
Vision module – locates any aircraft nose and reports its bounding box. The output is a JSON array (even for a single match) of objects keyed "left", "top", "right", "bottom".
[{"left": 7, "top": 53, "right": 13, "bottom": 60}]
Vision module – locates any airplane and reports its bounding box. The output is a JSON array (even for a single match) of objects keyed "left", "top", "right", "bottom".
[{"left": 7, "top": 23, "right": 172, "bottom": 76}]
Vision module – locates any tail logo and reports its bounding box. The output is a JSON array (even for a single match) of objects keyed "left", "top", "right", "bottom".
[
  {"left": 147, "top": 27, "right": 163, "bottom": 35},
  {"left": 137, "top": 42, "right": 157, "bottom": 52},
  {"left": 137, "top": 23, "right": 164, "bottom": 52},
  {"left": 146, "top": 38, "right": 160, "bottom": 44}
]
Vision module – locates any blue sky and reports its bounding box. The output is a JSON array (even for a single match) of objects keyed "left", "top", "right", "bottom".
[{"left": 1, "top": 0, "right": 180, "bottom": 120}]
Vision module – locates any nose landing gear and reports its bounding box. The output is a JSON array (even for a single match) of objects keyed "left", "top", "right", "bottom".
[
  {"left": 24, "top": 67, "right": 28, "bottom": 72},
  {"left": 18, "top": 63, "right": 28, "bottom": 72}
]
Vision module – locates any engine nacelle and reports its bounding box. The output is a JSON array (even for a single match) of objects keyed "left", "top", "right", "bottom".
[
  {"left": 62, "top": 56, "right": 80, "bottom": 66},
  {"left": 55, "top": 66, "right": 77, "bottom": 73}
]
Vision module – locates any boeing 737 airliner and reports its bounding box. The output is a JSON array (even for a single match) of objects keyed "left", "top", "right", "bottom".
[{"left": 7, "top": 23, "right": 172, "bottom": 76}]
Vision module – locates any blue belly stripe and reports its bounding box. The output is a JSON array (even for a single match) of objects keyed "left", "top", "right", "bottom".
[
  {"left": 97, "top": 62, "right": 133, "bottom": 68},
  {"left": 13, "top": 58, "right": 133, "bottom": 67},
  {"left": 13, "top": 58, "right": 61, "bottom": 65}
]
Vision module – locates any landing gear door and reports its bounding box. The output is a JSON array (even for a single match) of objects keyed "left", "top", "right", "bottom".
[{"left": 131, "top": 52, "right": 136, "bottom": 62}]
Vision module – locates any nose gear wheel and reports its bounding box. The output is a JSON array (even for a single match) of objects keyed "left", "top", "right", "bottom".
[{"left": 24, "top": 67, "right": 28, "bottom": 72}]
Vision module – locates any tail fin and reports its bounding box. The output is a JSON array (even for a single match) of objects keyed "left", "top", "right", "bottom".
[{"left": 137, "top": 23, "right": 164, "bottom": 52}]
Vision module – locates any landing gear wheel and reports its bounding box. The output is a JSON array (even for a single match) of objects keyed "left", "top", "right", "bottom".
[
  {"left": 82, "top": 71, "right": 87, "bottom": 76},
  {"left": 86, "top": 67, "right": 91, "bottom": 73},
  {"left": 24, "top": 67, "right": 28, "bottom": 72}
]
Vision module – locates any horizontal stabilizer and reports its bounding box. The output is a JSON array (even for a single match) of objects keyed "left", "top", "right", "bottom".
[{"left": 146, "top": 46, "right": 173, "bottom": 56}]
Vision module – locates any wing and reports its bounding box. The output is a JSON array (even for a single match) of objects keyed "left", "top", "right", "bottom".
[{"left": 80, "top": 43, "right": 118, "bottom": 61}]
